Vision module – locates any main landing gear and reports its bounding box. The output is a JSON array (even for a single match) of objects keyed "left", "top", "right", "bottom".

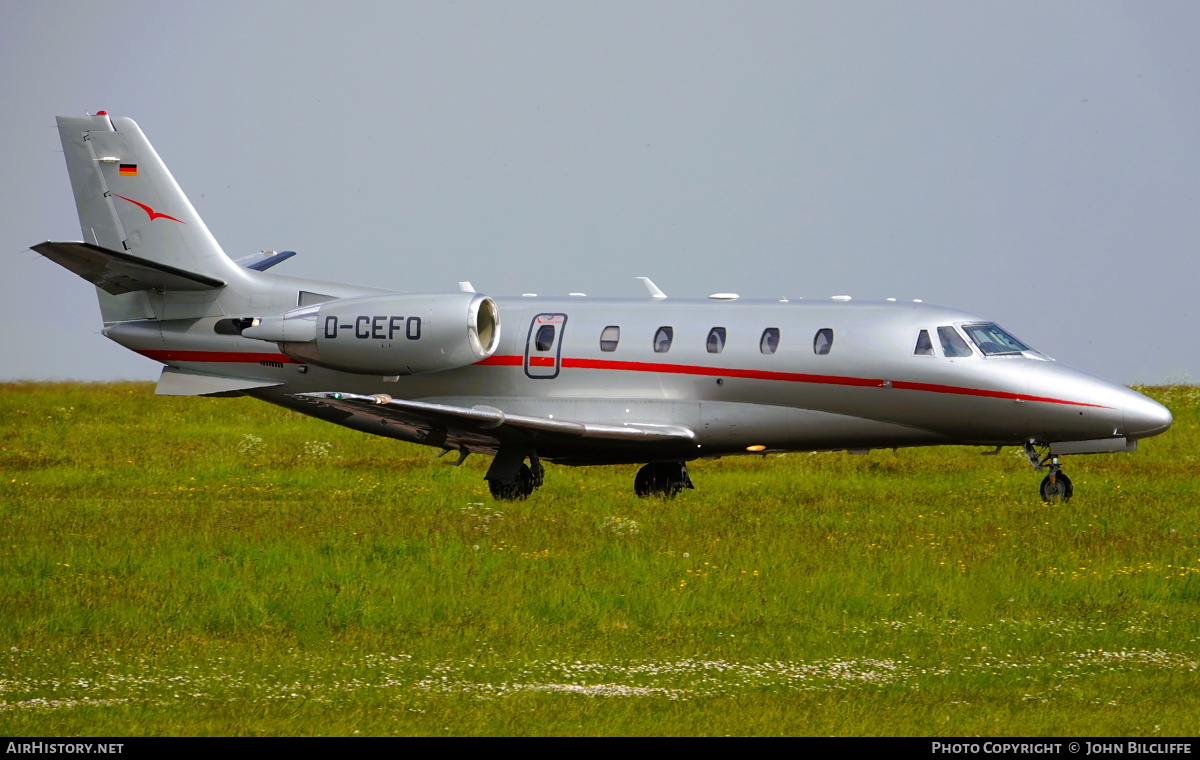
[
  {"left": 485, "top": 446, "right": 545, "bottom": 501},
  {"left": 1024, "top": 443, "right": 1073, "bottom": 502},
  {"left": 488, "top": 463, "right": 537, "bottom": 501},
  {"left": 483, "top": 447, "right": 697, "bottom": 501},
  {"left": 634, "top": 462, "right": 694, "bottom": 498}
]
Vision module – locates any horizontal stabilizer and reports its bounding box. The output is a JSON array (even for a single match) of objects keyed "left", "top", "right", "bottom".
[
  {"left": 156, "top": 367, "right": 282, "bottom": 397},
  {"left": 234, "top": 250, "right": 297, "bottom": 272},
  {"left": 31, "top": 241, "right": 226, "bottom": 295},
  {"left": 295, "top": 392, "right": 697, "bottom": 444}
]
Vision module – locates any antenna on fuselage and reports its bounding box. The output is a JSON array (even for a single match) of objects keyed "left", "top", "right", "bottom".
[
  {"left": 458, "top": 281, "right": 475, "bottom": 293},
  {"left": 637, "top": 276, "right": 667, "bottom": 300}
]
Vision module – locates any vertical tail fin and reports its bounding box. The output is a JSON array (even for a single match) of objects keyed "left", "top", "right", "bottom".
[{"left": 55, "top": 113, "right": 237, "bottom": 281}]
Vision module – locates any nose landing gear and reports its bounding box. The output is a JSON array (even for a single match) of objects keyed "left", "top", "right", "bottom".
[
  {"left": 1039, "top": 471, "right": 1074, "bottom": 501},
  {"left": 1024, "top": 442, "right": 1073, "bottom": 502}
]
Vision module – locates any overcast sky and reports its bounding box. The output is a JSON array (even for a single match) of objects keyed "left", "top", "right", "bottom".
[{"left": 3, "top": 1, "right": 1197, "bottom": 385}]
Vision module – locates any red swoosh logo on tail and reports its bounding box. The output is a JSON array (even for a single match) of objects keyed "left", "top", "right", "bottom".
[{"left": 113, "top": 194, "right": 186, "bottom": 224}]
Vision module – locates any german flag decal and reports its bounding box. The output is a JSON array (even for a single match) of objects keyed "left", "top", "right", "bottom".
[{"left": 119, "top": 164, "right": 138, "bottom": 176}]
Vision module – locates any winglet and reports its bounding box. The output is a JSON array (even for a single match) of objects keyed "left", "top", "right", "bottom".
[{"left": 636, "top": 276, "right": 667, "bottom": 300}]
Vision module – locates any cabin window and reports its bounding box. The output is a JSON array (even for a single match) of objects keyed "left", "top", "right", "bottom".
[
  {"left": 600, "top": 325, "right": 620, "bottom": 352},
  {"left": 961, "top": 323, "right": 1028, "bottom": 356},
  {"left": 653, "top": 326, "right": 674, "bottom": 353},
  {"left": 938, "top": 326, "right": 973, "bottom": 357},
  {"left": 914, "top": 329, "right": 934, "bottom": 356},
  {"left": 535, "top": 325, "right": 556, "bottom": 352},
  {"left": 813, "top": 328, "right": 834, "bottom": 355},
  {"left": 706, "top": 327, "right": 726, "bottom": 354},
  {"left": 760, "top": 327, "right": 780, "bottom": 355}
]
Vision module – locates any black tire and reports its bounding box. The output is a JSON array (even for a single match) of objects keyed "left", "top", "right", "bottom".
[
  {"left": 634, "top": 462, "right": 689, "bottom": 498},
  {"left": 1039, "top": 472, "right": 1073, "bottom": 502},
  {"left": 488, "top": 464, "right": 534, "bottom": 501},
  {"left": 633, "top": 463, "right": 660, "bottom": 497}
]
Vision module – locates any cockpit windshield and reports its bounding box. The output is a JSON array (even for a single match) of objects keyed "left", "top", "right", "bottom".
[
  {"left": 961, "top": 323, "right": 1031, "bottom": 356},
  {"left": 937, "top": 326, "right": 973, "bottom": 357}
]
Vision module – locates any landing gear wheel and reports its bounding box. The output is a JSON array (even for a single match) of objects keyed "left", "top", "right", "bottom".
[
  {"left": 488, "top": 464, "right": 535, "bottom": 501},
  {"left": 1039, "top": 471, "right": 1073, "bottom": 502},
  {"left": 634, "top": 462, "right": 694, "bottom": 498}
]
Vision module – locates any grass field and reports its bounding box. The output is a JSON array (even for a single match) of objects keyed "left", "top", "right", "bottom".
[{"left": 1, "top": 382, "right": 1197, "bottom": 736}]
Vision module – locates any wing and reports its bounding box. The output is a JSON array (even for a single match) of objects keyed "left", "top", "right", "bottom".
[{"left": 292, "top": 392, "right": 698, "bottom": 464}]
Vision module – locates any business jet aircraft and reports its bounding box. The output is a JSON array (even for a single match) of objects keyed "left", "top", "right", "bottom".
[{"left": 32, "top": 113, "right": 1172, "bottom": 501}]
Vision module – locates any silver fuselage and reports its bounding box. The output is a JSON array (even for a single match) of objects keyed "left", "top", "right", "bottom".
[{"left": 102, "top": 277, "right": 1171, "bottom": 466}]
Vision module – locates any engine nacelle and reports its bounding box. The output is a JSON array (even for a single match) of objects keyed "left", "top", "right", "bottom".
[{"left": 242, "top": 292, "right": 500, "bottom": 375}]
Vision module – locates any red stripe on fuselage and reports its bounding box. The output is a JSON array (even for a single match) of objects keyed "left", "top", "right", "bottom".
[
  {"left": 887, "top": 379, "right": 1096, "bottom": 406},
  {"left": 477, "top": 355, "right": 523, "bottom": 367},
  {"left": 564, "top": 357, "right": 880, "bottom": 387},
  {"left": 136, "top": 350, "right": 301, "bottom": 364},
  {"left": 476, "top": 354, "right": 1109, "bottom": 408},
  {"left": 135, "top": 349, "right": 1106, "bottom": 408}
]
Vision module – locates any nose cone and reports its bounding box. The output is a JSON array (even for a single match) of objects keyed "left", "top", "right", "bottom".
[{"left": 1125, "top": 392, "right": 1173, "bottom": 440}]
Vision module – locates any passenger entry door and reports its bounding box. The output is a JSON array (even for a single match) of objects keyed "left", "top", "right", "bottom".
[{"left": 525, "top": 313, "right": 567, "bottom": 379}]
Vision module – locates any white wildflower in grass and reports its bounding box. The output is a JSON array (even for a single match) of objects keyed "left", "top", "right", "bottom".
[
  {"left": 461, "top": 505, "right": 503, "bottom": 520},
  {"left": 237, "top": 433, "right": 265, "bottom": 456},
  {"left": 460, "top": 505, "right": 503, "bottom": 532},
  {"left": 602, "top": 516, "right": 640, "bottom": 536},
  {"left": 302, "top": 440, "right": 334, "bottom": 460}
]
